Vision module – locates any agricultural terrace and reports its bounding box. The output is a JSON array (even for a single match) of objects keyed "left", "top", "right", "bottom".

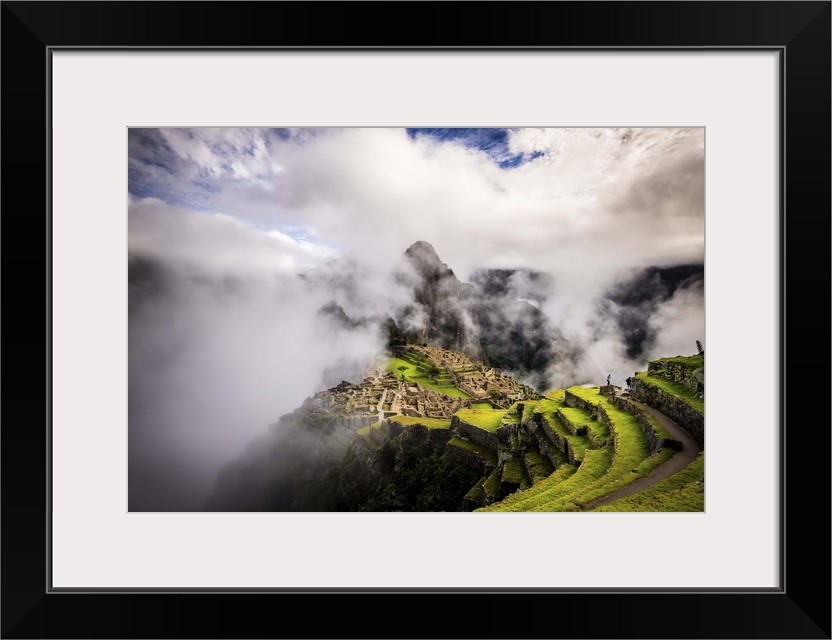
[
  {"left": 560, "top": 398, "right": 652, "bottom": 508},
  {"left": 594, "top": 453, "right": 704, "bottom": 512},
  {"left": 455, "top": 406, "right": 506, "bottom": 433},
  {"left": 388, "top": 415, "right": 451, "bottom": 429}
]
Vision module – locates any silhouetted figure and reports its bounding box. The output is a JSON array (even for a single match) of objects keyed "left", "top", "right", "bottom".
[
  {"left": 626, "top": 376, "right": 632, "bottom": 391},
  {"left": 606, "top": 374, "right": 611, "bottom": 386}
]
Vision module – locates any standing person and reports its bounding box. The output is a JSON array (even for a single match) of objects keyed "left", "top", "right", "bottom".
[
  {"left": 626, "top": 376, "right": 632, "bottom": 391},
  {"left": 606, "top": 373, "right": 611, "bottom": 386}
]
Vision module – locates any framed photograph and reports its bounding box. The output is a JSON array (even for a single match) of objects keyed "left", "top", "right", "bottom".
[{"left": 3, "top": 2, "right": 829, "bottom": 638}]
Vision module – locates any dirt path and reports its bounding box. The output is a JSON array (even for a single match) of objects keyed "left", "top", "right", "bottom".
[{"left": 586, "top": 395, "right": 703, "bottom": 509}]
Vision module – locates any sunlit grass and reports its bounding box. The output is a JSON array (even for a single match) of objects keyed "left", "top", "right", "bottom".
[
  {"left": 475, "top": 460, "right": 581, "bottom": 512},
  {"left": 388, "top": 415, "right": 451, "bottom": 429},
  {"left": 455, "top": 407, "right": 506, "bottom": 433},
  {"left": 523, "top": 447, "right": 554, "bottom": 484},
  {"left": 540, "top": 411, "right": 592, "bottom": 462},
  {"left": 563, "top": 399, "right": 652, "bottom": 507},
  {"left": 593, "top": 453, "right": 704, "bottom": 512}
]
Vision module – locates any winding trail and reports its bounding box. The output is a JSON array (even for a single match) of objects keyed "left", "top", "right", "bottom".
[{"left": 586, "top": 394, "right": 703, "bottom": 509}]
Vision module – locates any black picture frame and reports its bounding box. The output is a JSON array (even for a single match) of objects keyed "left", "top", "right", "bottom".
[{"left": 2, "top": 2, "right": 829, "bottom": 638}]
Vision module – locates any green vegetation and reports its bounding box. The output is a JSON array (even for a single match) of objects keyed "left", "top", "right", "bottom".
[
  {"left": 539, "top": 411, "right": 593, "bottom": 462},
  {"left": 356, "top": 421, "right": 382, "bottom": 437},
  {"left": 637, "top": 403, "right": 674, "bottom": 441},
  {"left": 388, "top": 415, "right": 451, "bottom": 429},
  {"left": 490, "top": 462, "right": 577, "bottom": 510},
  {"left": 655, "top": 354, "right": 704, "bottom": 369},
  {"left": 464, "top": 478, "right": 485, "bottom": 504},
  {"left": 534, "top": 397, "right": 561, "bottom": 414},
  {"left": 455, "top": 407, "right": 506, "bottom": 433},
  {"left": 387, "top": 357, "right": 471, "bottom": 398},
  {"left": 593, "top": 453, "right": 705, "bottom": 512},
  {"left": 559, "top": 405, "right": 610, "bottom": 444},
  {"left": 521, "top": 401, "right": 538, "bottom": 423},
  {"left": 527, "top": 449, "right": 614, "bottom": 511},
  {"left": 479, "top": 449, "right": 611, "bottom": 512},
  {"left": 501, "top": 457, "right": 529, "bottom": 486},
  {"left": 483, "top": 469, "right": 502, "bottom": 500},
  {"left": 447, "top": 436, "right": 498, "bottom": 466},
  {"left": 636, "top": 372, "right": 704, "bottom": 415},
  {"left": 363, "top": 353, "right": 695, "bottom": 512},
  {"left": 566, "top": 386, "right": 604, "bottom": 406},
  {"left": 357, "top": 421, "right": 390, "bottom": 450},
  {"left": 388, "top": 357, "right": 420, "bottom": 379},
  {"left": 220, "top": 341, "right": 705, "bottom": 513},
  {"left": 523, "top": 447, "right": 554, "bottom": 484},
  {"left": 633, "top": 447, "right": 676, "bottom": 477},
  {"left": 563, "top": 400, "right": 652, "bottom": 507}
]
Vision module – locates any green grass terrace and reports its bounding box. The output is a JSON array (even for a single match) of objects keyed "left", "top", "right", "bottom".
[
  {"left": 388, "top": 415, "right": 451, "bottom": 429},
  {"left": 478, "top": 449, "right": 610, "bottom": 512},
  {"left": 562, "top": 398, "right": 653, "bottom": 508},
  {"left": 559, "top": 405, "right": 610, "bottom": 444},
  {"left": 593, "top": 452, "right": 705, "bottom": 512},
  {"left": 565, "top": 385, "right": 605, "bottom": 406},
  {"left": 533, "top": 399, "right": 594, "bottom": 463},
  {"left": 455, "top": 406, "right": 506, "bottom": 433}
]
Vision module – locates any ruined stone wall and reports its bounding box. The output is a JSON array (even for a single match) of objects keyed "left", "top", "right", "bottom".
[
  {"left": 452, "top": 416, "right": 500, "bottom": 450},
  {"left": 593, "top": 403, "right": 618, "bottom": 455},
  {"left": 647, "top": 361, "right": 702, "bottom": 394},
  {"left": 556, "top": 408, "right": 587, "bottom": 437},
  {"left": 534, "top": 413, "right": 579, "bottom": 465},
  {"left": 631, "top": 379, "right": 704, "bottom": 446},
  {"left": 608, "top": 395, "right": 682, "bottom": 453},
  {"left": 445, "top": 441, "right": 491, "bottom": 472},
  {"left": 564, "top": 390, "right": 601, "bottom": 417},
  {"left": 534, "top": 431, "right": 561, "bottom": 467}
]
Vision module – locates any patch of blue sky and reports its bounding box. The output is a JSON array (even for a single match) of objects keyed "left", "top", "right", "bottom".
[
  {"left": 269, "top": 128, "right": 322, "bottom": 144},
  {"left": 406, "top": 128, "right": 545, "bottom": 169}
]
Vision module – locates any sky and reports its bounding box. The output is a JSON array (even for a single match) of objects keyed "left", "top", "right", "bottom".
[{"left": 128, "top": 127, "right": 705, "bottom": 510}]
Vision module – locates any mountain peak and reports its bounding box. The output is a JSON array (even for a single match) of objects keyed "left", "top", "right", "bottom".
[
  {"left": 404, "top": 240, "right": 441, "bottom": 261},
  {"left": 403, "top": 240, "right": 456, "bottom": 281}
]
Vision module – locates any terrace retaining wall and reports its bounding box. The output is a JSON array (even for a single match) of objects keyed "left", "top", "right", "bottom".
[
  {"left": 445, "top": 442, "right": 491, "bottom": 472},
  {"left": 452, "top": 416, "right": 500, "bottom": 450},
  {"left": 564, "top": 390, "right": 601, "bottom": 417},
  {"left": 608, "top": 395, "right": 682, "bottom": 453},
  {"left": 648, "top": 360, "right": 703, "bottom": 394},
  {"left": 632, "top": 379, "right": 704, "bottom": 446},
  {"left": 535, "top": 430, "right": 562, "bottom": 468},
  {"left": 534, "top": 413, "right": 580, "bottom": 465}
]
